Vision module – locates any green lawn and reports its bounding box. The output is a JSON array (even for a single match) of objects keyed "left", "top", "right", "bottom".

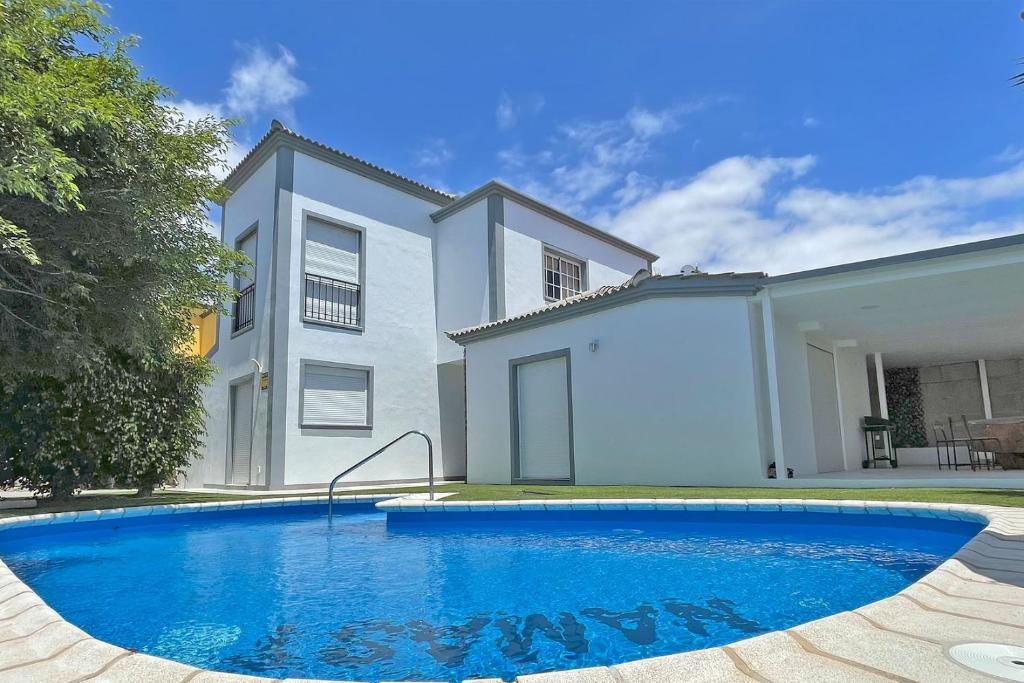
[{"left": 2, "top": 483, "right": 1023, "bottom": 518}]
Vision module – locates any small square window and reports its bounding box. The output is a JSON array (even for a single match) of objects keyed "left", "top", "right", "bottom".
[{"left": 543, "top": 251, "right": 583, "bottom": 301}]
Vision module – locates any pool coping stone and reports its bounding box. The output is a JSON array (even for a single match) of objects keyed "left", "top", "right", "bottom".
[{"left": 0, "top": 497, "right": 1021, "bottom": 682}]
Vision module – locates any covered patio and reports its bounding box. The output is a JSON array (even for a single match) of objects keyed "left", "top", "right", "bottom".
[{"left": 759, "top": 234, "right": 1024, "bottom": 488}]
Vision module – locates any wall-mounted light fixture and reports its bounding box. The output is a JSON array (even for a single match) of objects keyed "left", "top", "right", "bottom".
[{"left": 589, "top": 339, "right": 599, "bottom": 353}]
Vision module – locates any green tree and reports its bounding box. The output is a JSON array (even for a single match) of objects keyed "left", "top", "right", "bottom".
[
  {"left": 0, "top": 0, "right": 245, "bottom": 371},
  {"left": 0, "top": 0, "right": 246, "bottom": 496}
]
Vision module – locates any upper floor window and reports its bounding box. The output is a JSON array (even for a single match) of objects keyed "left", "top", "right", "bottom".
[
  {"left": 544, "top": 250, "right": 584, "bottom": 302},
  {"left": 232, "top": 229, "right": 257, "bottom": 333},
  {"left": 304, "top": 216, "right": 362, "bottom": 328}
]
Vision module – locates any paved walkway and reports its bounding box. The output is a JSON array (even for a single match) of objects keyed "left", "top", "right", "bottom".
[{"left": 0, "top": 497, "right": 1022, "bottom": 682}]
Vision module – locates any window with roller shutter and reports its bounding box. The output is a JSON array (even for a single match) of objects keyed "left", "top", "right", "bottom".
[{"left": 300, "top": 362, "right": 372, "bottom": 428}]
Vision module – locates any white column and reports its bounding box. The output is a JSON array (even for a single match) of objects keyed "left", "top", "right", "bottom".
[
  {"left": 762, "top": 294, "right": 787, "bottom": 480},
  {"left": 831, "top": 343, "right": 851, "bottom": 470},
  {"left": 874, "top": 352, "right": 888, "bottom": 420},
  {"left": 979, "top": 359, "right": 993, "bottom": 419}
]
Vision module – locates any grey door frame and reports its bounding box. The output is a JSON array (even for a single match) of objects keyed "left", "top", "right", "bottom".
[{"left": 508, "top": 348, "right": 576, "bottom": 485}]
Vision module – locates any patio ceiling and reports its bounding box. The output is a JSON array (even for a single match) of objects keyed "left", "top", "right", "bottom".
[{"left": 768, "top": 252, "right": 1024, "bottom": 367}]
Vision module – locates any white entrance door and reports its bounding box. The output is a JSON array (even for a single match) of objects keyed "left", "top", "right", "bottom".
[
  {"left": 807, "top": 345, "right": 844, "bottom": 473},
  {"left": 230, "top": 379, "right": 254, "bottom": 485},
  {"left": 515, "top": 355, "right": 572, "bottom": 481}
]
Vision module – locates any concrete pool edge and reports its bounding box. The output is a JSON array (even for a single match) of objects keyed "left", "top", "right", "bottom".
[{"left": 0, "top": 499, "right": 1020, "bottom": 682}]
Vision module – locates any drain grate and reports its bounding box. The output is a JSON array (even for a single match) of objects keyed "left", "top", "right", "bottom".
[{"left": 949, "top": 643, "right": 1024, "bottom": 682}]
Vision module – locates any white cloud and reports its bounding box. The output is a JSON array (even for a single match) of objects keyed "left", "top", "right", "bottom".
[
  {"left": 413, "top": 138, "right": 454, "bottom": 168},
  {"left": 496, "top": 91, "right": 545, "bottom": 130},
  {"left": 608, "top": 156, "right": 1024, "bottom": 276},
  {"left": 498, "top": 101, "right": 718, "bottom": 215},
  {"left": 165, "top": 43, "right": 308, "bottom": 179},
  {"left": 627, "top": 106, "right": 682, "bottom": 138},
  {"left": 494, "top": 99, "right": 1023, "bottom": 277},
  {"left": 802, "top": 115, "right": 820, "bottom": 128},
  {"left": 170, "top": 99, "right": 225, "bottom": 123},
  {"left": 224, "top": 45, "right": 307, "bottom": 119},
  {"left": 995, "top": 144, "right": 1024, "bottom": 163}
]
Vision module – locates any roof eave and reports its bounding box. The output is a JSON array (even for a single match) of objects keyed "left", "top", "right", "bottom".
[
  {"left": 764, "top": 233, "right": 1024, "bottom": 286},
  {"left": 448, "top": 277, "right": 763, "bottom": 345},
  {"left": 220, "top": 123, "right": 456, "bottom": 206},
  {"left": 431, "top": 180, "right": 659, "bottom": 263}
]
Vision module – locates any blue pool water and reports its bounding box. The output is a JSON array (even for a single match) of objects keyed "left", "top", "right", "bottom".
[{"left": 0, "top": 505, "right": 980, "bottom": 682}]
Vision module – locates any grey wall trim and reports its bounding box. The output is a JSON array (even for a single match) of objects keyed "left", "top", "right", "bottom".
[
  {"left": 265, "top": 147, "right": 294, "bottom": 489},
  {"left": 212, "top": 206, "right": 227, "bottom": 358},
  {"left": 298, "top": 359, "right": 374, "bottom": 429},
  {"left": 430, "top": 180, "right": 659, "bottom": 262},
  {"left": 487, "top": 193, "right": 506, "bottom": 321},
  {"left": 508, "top": 348, "right": 576, "bottom": 485},
  {"left": 223, "top": 123, "right": 452, "bottom": 206},
  {"left": 218, "top": 202, "right": 226, "bottom": 244},
  {"left": 764, "top": 233, "right": 1024, "bottom": 285},
  {"left": 450, "top": 276, "right": 764, "bottom": 344},
  {"left": 300, "top": 209, "right": 367, "bottom": 332}
]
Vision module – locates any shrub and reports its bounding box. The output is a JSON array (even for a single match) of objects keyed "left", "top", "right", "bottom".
[{"left": 0, "top": 348, "right": 212, "bottom": 499}]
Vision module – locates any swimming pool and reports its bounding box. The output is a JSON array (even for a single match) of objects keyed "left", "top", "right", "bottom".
[{"left": 0, "top": 502, "right": 982, "bottom": 682}]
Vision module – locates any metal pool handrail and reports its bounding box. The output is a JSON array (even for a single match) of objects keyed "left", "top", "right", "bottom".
[{"left": 327, "top": 430, "right": 434, "bottom": 519}]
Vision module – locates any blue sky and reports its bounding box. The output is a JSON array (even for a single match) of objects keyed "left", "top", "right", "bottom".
[{"left": 112, "top": 1, "right": 1024, "bottom": 274}]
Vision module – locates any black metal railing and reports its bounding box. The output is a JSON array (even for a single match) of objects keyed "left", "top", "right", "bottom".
[
  {"left": 304, "top": 273, "right": 361, "bottom": 327},
  {"left": 232, "top": 283, "right": 255, "bottom": 332}
]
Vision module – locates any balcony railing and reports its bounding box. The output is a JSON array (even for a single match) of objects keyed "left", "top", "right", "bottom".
[
  {"left": 304, "top": 273, "right": 361, "bottom": 327},
  {"left": 232, "top": 283, "right": 255, "bottom": 332}
]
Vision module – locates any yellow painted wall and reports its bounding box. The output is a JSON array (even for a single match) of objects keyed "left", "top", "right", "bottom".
[{"left": 187, "top": 310, "right": 217, "bottom": 356}]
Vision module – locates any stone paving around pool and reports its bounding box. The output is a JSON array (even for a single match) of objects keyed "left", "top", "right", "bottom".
[{"left": 0, "top": 497, "right": 1022, "bottom": 682}]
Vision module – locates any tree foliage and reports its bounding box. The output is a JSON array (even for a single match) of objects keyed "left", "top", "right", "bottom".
[
  {"left": 0, "top": 0, "right": 245, "bottom": 372},
  {"left": 0, "top": 0, "right": 246, "bottom": 495}
]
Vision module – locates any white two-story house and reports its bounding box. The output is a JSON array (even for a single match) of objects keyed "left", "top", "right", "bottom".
[{"left": 186, "top": 120, "right": 656, "bottom": 490}]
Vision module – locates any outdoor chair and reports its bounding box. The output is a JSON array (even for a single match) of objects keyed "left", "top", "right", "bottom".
[
  {"left": 945, "top": 417, "right": 979, "bottom": 470},
  {"left": 931, "top": 423, "right": 964, "bottom": 470},
  {"left": 961, "top": 415, "right": 999, "bottom": 471}
]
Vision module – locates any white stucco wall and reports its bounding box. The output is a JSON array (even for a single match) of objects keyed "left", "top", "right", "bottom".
[
  {"left": 464, "top": 296, "right": 767, "bottom": 486},
  {"left": 771, "top": 314, "right": 817, "bottom": 475},
  {"left": 501, "top": 200, "right": 648, "bottom": 318},
  {"left": 187, "top": 154, "right": 278, "bottom": 488},
  {"left": 277, "top": 152, "right": 444, "bottom": 486},
  {"left": 434, "top": 199, "right": 489, "bottom": 364},
  {"left": 834, "top": 347, "right": 871, "bottom": 470},
  {"left": 746, "top": 301, "right": 775, "bottom": 474}
]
